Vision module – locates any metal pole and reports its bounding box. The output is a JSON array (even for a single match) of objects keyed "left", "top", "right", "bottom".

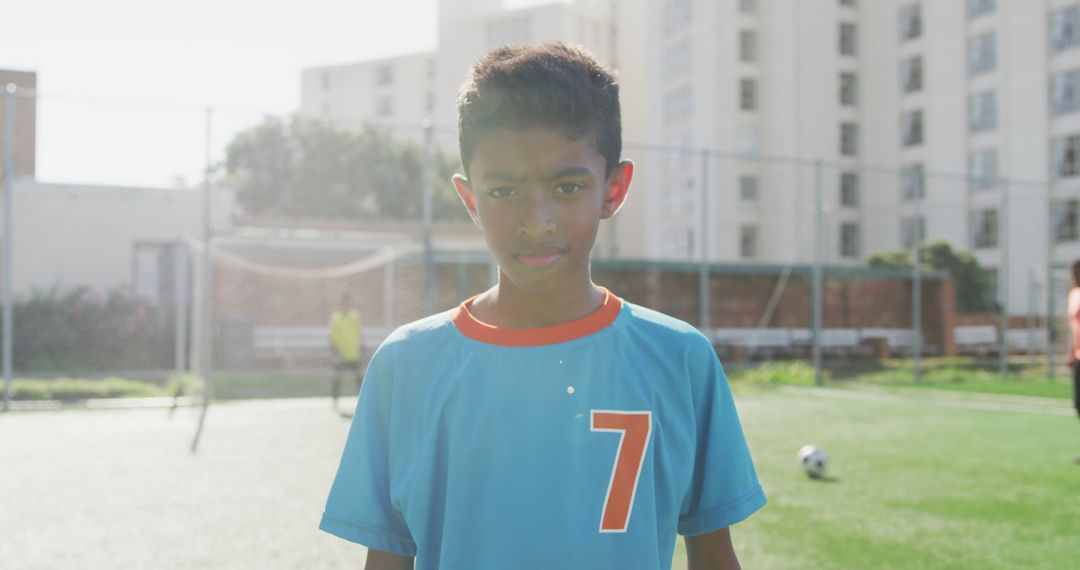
[
  {"left": 999, "top": 178, "right": 1009, "bottom": 378},
  {"left": 421, "top": 121, "right": 435, "bottom": 314},
  {"left": 698, "top": 149, "right": 710, "bottom": 332},
  {"left": 1046, "top": 181, "right": 1056, "bottom": 379},
  {"left": 191, "top": 107, "right": 213, "bottom": 453},
  {"left": 812, "top": 160, "right": 823, "bottom": 386},
  {"left": 1027, "top": 267, "right": 1036, "bottom": 364},
  {"left": 170, "top": 242, "right": 189, "bottom": 414},
  {"left": 913, "top": 182, "right": 923, "bottom": 383},
  {"left": 2, "top": 84, "right": 15, "bottom": 411},
  {"left": 383, "top": 247, "right": 395, "bottom": 326}
]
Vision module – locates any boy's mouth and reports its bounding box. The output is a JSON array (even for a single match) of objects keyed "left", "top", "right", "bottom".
[{"left": 514, "top": 248, "right": 566, "bottom": 269}]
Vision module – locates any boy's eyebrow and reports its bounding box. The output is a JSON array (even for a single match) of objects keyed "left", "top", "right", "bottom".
[{"left": 479, "top": 166, "right": 595, "bottom": 184}]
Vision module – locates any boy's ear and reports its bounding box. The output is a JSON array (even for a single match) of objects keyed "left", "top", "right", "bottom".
[
  {"left": 601, "top": 160, "right": 633, "bottom": 219},
  {"left": 452, "top": 174, "right": 481, "bottom": 227}
]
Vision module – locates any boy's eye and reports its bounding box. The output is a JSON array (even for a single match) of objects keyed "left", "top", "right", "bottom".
[
  {"left": 487, "top": 187, "right": 516, "bottom": 198},
  {"left": 555, "top": 182, "right": 584, "bottom": 195}
]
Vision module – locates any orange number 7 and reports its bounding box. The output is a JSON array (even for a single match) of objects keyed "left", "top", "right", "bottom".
[{"left": 590, "top": 410, "right": 652, "bottom": 533}]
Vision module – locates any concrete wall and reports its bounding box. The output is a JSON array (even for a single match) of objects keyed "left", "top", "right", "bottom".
[{"left": 4, "top": 180, "right": 233, "bottom": 296}]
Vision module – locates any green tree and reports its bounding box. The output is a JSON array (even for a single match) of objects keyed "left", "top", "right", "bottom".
[
  {"left": 867, "top": 241, "right": 999, "bottom": 313},
  {"left": 224, "top": 116, "right": 466, "bottom": 221}
]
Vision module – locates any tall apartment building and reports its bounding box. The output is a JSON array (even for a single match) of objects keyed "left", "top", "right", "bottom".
[{"left": 301, "top": 0, "right": 1080, "bottom": 315}]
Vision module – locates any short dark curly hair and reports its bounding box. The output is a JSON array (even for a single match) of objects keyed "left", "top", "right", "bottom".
[{"left": 456, "top": 42, "right": 622, "bottom": 178}]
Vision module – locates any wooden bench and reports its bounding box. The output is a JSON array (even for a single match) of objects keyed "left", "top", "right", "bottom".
[
  {"left": 253, "top": 325, "right": 392, "bottom": 368},
  {"left": 1005, "top": 328, "right": 1049, "bottom": 353},
  {"left": 954, "top": 325, "right": 999, "bottom": 356},
  {"left": 712, "top": 328, "right": 794, "bottom": 360},
  {"left": 791, "top": 328, "right": 867, "bottom": 358}
]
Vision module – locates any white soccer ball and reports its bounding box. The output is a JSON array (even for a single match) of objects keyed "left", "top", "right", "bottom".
[{"left": 797, "top": 445, "right": 828, "bottom": 479}]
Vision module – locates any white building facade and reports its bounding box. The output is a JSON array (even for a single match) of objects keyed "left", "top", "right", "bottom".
[{"left": 300, "top": 0, "right": 1080, "bottom": 315}]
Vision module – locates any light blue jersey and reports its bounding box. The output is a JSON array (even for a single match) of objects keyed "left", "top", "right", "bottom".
[{"left": 320, "top": 290, "right": 765, "bottom": 569}]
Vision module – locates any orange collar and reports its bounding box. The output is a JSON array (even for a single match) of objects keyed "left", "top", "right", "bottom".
[{"left": 452, "top": 287, "right": 623, "bottom": 347}]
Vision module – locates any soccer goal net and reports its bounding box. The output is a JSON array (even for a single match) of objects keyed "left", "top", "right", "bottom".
[{"left": 185, "top": 231, "right": 427, "bottom": 399}]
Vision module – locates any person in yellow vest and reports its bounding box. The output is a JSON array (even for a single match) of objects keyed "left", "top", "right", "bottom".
[{"left": 329, "top": 292, "right": 363, "bottom": 407}]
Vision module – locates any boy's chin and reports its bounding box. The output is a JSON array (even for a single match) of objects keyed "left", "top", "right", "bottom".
[{"left": 499, "top": 270, "right": 578, "bottom": 297}]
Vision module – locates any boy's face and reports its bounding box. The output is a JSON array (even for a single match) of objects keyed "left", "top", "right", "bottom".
[{"left": 453, "top": 126, "right": 632, "bottom": 296}]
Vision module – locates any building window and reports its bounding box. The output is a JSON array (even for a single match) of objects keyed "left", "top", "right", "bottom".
[
  {"left": 840, "top": 122, "right": 858, "bottom": 156},
  {"left": 840, "top": 72, "right": 858, "bottom": 106},
  {"left": 971, "top": 208, "right": 999, "bottom": 249},
  {"left": 839, "top": 22, "right": 857, "bottom": 56},
  {"left": 900, "top": 216, "right": 925, "bottom": 249},
  {"left": 900, "top": 56, "right": 923, "bottom": 94},
  {"left": 901, "top": 110, "right": 924, "bottom": 147},
  {"left": 969, "top": 148, "right": 997, "bottom": 191},
  {"left": 740, "top": 176, "right": 759, "bottom": 201},
  {"left": 663, "top": 0, "right": 692, "bottom": 35},
  {"left": 1052, "top": 69, "right": 1080, "bottom": 116},
  {"left": 969, "top": 32, "right": 996, "bottom": 76},
  {"left": 901, "top": 163, "right": 925, "bottom": 201},
  {"left": 740, "top": 78, "right": 756, "bottom": 111},
  {"left": 133, "top": 243, "right": 173, "bottom": 307},
  {"left": 376, "top": 64, "right": 394, "bottom": 86},
  {"left": 663, "top": 86, "right": 693, "bottom": 123},
  {"left": 840, "top": 0, "right": 856, "bottom": 7},
  {"left": 969, "top": 91, "right": 997, "bottom": 132},
  {"left": 899, "top": 4, "right": 922, "bottom": 42},
  {"left": 664, "top": 179, "right": 695, "bottom": 216},
  {"left": 740, "top": 226, "right": 758, "bottom": 259},
  {"left": 488, "top": 16, "right": 533, "bottom": 46},
  {"left": 1053, "top": 199, "right": 1080, "bottom": 242},
  {"left": 1052, "top": 134, "right": 1080, "bottom": 178},
  {"left": 376, "top": 96, "right": 393, "bottom": 117},
  {"left": 738, "top": 0, "right": 756, "bottom": 15},
  {"left": 1051, "top": 6, "right": 1080, "bottom": 54},
  {"left": 663, "top": 226, "right": 695, "bottom": 259},
  {"left": 427, "top": 58, "right": 436, "bottom": 80},
  {"left": 968, "top": 0, "right": 995, "bottom": 19},
  {"left": 740, "top": 30, "right": 756, "bottom": 63},
  {"left": 663, "top": 40, "right": 692, "bottom": 80},
  {"left": 321, "top": 71, "right": 332, "bottom": 91},
  {"left": 840, "top": 223, "right": 861, "bottom": 258},
  {"left": 840, "top": 172, "right": 859, "bottom": 207},
  {"left": 666, "top": 132, "right": 693, "bottom": 171},
  {"left": 425, "top": 90, "right": 436, "bottom": 113},
  {"left": 738, "top": 125, "right": 759, "bottom": 154}
]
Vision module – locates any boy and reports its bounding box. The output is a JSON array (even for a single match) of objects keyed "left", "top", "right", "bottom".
[
  {"left": 329, "top": 292, "right": 364, "bottom": 409},
  {"left": 1067, "top": 260, "right": 1080, "bottom": 458},
  {"left": 320, "top": 43, "right": 766, "bottom": 569}
]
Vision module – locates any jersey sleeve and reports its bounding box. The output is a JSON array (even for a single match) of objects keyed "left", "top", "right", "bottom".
[
  {"left": 319, "top": 345, "right": 417, "bottom": 556},
  {"left": 677, "top": 338, "right": 766, "bottom": 536}
]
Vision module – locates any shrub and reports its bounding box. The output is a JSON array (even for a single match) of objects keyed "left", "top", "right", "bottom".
[{"left": 3, "top": 286, "right": 175, "bottom": 373}]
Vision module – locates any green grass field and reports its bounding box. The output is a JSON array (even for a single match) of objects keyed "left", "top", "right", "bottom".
[
  {"left": 1, "top": 382, "right": 1076, "bottom": 568},
  {"left": 670, "top": 387, "right": 1079, "bottom": 569}
]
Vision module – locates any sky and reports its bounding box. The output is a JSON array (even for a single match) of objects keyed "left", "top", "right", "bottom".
[{"left": 1, "top": 0, "right": 442, "bottom": 188}]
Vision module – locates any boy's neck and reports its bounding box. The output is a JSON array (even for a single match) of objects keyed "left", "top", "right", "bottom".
[{"left": 470, "top": 279, "right": 606, "bottom": 329}]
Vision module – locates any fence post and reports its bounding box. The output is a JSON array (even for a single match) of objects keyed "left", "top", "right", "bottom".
[
  {"left": 191, "top": 106, "right": 214, "bottom": 453},
  {"left": 422, "top": 121, "right": 435, "bottom": 314},
  {"left": 1046, "top": 181, "right": 1056, "bottom": 379},
  {"left": 698, "top": 149, "right": 710, "bottom": 333},
  {"left": 999, "top": 178, "right": 1009, "bottom": 378},
  {"left": 2, "top": 84, "right": 15, "bottom": 411},
  {"left": 170, "top": 241, "right": 189, "bottom": 412},
  {"left": 812, "top": 160, "right": 823, "bottom": 387},
  {"left": 912, "top": 174, "right": 922, "bottom": 383},
  {"left": 384, "top": 247, "right": 396, "bottom": 326}
]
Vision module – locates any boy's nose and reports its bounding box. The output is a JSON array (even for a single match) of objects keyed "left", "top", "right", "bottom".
[{"left": 518, "top": 195, "right": 556, "bottom": 239}]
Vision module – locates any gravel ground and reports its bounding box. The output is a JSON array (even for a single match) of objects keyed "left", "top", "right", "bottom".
[{"left": 0, "top": 398, "right": 367, "bottom": 569}]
